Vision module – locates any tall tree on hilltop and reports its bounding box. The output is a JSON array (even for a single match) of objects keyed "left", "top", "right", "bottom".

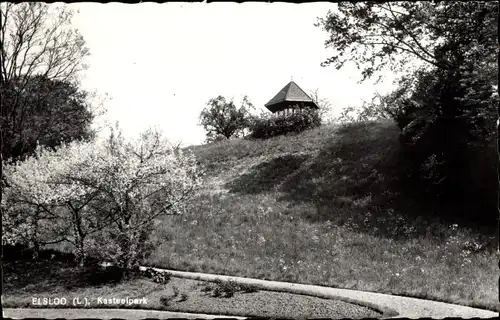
[{"left": 199, "top": 95, "right": 255, "bottom": 143}]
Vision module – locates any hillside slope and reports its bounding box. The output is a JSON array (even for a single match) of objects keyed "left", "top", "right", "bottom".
[
  {"left": 148, "top": 121, "right": 497, "bottom": 312},
  {"left": 189, "top": 120, "right": 403, "bottom": 218}
]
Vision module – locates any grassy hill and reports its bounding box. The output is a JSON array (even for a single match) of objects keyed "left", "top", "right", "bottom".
[{"left": 146, "top": 120, "right": 498, "bottom": 311}]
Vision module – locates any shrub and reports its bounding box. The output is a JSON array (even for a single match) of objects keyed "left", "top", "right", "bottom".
[
  {"left": 238, "top": 282, "right": 259, "bottom": 293},
  {"left": 207, "top": 279, "right": 259, "bottom": 298},
  {"left": 142, "top": 267, "right": 171, "bottom": 284},
  {"left": 250, "top": 108, "right": 321, "bottom": 139}
]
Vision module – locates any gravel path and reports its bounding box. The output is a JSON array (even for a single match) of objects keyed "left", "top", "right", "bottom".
[
  {"left": 139, "top": 266, "right": 499, "bottom": 319},
  {"left": 151, "top": 277, "right": 380, "bottom": 319},
  {"left": 4, "top": 261, "right": 497, "bottom": 319},
  {"left": 3, "top": 273, "right": 380, "bottom": 319}
]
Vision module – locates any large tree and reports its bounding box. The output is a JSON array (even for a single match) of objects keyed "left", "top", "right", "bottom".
[
  {"left": 316, "top": 1, "right": 498, "bottom": 151},
  {"left": 316, "top": 2, "right": 498, "bottom": 222},
  {"left": 0, "top": 2, "right": 94, "bottom": 162}
]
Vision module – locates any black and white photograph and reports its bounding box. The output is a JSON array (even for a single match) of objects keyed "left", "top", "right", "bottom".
[{"left": 1, "top": 1, "right": 498, "bottom": 319}]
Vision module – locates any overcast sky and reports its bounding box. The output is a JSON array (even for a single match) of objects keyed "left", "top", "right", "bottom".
[{"left": 70, "top": 2, "right": 399, "bottom": 147}]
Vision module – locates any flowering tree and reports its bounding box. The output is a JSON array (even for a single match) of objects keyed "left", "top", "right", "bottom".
[
  {"left": 79, "top": 127, "right": 203, "bottom": 271},
  {"left": 2, "top": 141, "right": 112, "bottom": 264},
  {"left": 2, "top": 126, "right": 203, "bottom": 270}
]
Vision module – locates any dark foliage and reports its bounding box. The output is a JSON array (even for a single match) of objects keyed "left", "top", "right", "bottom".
[
  {"left": 1, "top": 75, "right": 95, "bottom": 162},
  {"left": 203, "top": 279, "right": 259, "bottom": 298},
  {"left": 396, "top": 74, "right": 496, "bottom": 223},
  {"left": 250, "top": 109, "right": 321, "bottom": 139}
]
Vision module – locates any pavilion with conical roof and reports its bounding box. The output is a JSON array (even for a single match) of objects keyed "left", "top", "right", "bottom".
[{"left": 264, "top": 80, "right": 319, "bottom": 116}]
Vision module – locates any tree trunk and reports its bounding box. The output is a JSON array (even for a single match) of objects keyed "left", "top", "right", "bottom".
[
  {"left": 69, "top": 203, "right": 86, "bottom": 266},
  {"left": 32, "top": 240, "right": 40, "bottom": 260},
  {"left": 76, "top": 240, "right": 85, "bottom": 267}
]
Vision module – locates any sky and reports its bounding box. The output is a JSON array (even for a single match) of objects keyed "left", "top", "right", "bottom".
[{"left": 69, "top": 2, "right": 400, "bottom": 147}]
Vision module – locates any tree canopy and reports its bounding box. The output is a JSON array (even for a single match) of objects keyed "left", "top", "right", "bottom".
[{"left": 316, "top": 1, "right": 498, "bottom": 81}]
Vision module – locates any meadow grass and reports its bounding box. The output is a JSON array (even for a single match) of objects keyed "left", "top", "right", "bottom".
[{"left": 147, "top": 120, "right": 498, "bottom": 311}]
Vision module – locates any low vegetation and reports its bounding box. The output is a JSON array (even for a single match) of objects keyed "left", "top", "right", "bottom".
[{"left": 203, "top": 279, "right": 259, "bottom": 298}]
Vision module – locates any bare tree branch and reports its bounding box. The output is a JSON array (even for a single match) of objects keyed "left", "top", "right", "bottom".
[{"left": 1, "top": 3, "right": 88, "bottom": 84}]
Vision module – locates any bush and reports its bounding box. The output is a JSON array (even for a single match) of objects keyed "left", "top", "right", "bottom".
[
  {"left": 142, "top": 267, "right": 171, "bottom": 284},
  {"left": 203, "top": 279, "right": 259, "bottom": 298},
  {"left": 250, "top": 108, "right": 321, "bottom": 139}
]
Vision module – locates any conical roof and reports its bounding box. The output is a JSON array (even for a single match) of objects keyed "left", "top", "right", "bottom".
[{"left": 265, "top": 81, "right": 318, "bottom": 112}]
